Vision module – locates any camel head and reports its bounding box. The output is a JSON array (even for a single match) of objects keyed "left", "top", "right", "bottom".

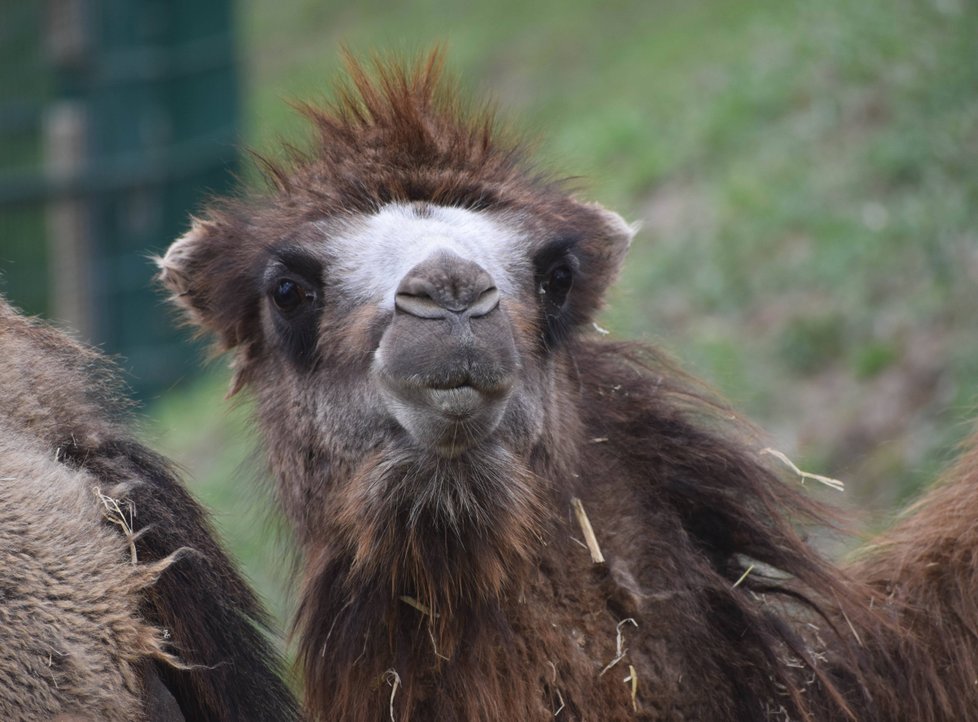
[{"left": 158, "top": 55, "right": 635, "bottom": 563}]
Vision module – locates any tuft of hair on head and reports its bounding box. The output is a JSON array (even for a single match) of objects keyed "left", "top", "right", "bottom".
[{"left": 261, "top": 47, "right": 547, "bottom": 213}]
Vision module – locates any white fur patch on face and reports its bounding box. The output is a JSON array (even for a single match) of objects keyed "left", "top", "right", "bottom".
[{"left": 323, "top": 204, "right": 526, "bottom": 308}]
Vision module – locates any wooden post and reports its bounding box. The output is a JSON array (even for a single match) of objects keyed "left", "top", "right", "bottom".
[
  {"left": 44, "top": 100, "right": 95, "bottom": 341},
  {"left": 44, "top": 0, "right": 95, "bottom": 340}
]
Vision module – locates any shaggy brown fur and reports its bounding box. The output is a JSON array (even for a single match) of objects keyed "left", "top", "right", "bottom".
[
  {"left": 846, "top": 431, "right": 978, "bottom": 721},
  {"left": 0, "top": 424, "right": 176, "bottom": 722},
  {"left": 160, "top": 52, "right": 977, "bottom": 721},
  {"left": 0, "top": 299, "right": 299, "bottom": 721}
]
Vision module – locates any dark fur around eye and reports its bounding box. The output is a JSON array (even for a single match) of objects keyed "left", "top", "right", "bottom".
[{"left": 265, "top": 248, "right": 324, "bottom": 368}]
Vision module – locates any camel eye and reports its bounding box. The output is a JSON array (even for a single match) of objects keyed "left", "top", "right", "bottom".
[
  {"left": 271, "top": 277, "right": 309, "bottom": 313},
  {"left": 540, "top": 263, "right": 573, "bottom": 306}
]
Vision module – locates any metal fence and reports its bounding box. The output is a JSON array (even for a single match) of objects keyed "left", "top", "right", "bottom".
[{"left": 0, "top": 0, "right": 240, "bottom": 398}]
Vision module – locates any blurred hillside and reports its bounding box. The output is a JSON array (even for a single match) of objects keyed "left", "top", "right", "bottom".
[{"left": 144, "top": 0, "right": 978, "bottom": 626}]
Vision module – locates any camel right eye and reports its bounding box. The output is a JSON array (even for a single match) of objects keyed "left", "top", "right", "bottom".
[{"left": 271, "top": 278, "right": 307, "bottom": 313}]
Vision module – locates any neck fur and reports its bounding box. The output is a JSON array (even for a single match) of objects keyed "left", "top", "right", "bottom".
[{"left": 294, "top": 441, "right": 552, "bottom": 721}]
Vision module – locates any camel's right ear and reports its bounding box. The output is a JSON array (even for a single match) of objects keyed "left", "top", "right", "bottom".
[
  {"left": 157, "top": 218, "right": 213, "bottom": 330},
  {"left": 156, "top": 216, "right": 257, "bottom": 355}
]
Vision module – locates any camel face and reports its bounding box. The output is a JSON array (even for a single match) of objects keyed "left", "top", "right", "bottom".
[
  {"left": 281, "top": 203, "right": 525, "bottom": 457},
  {"left": 157, "top": 73, "right": 635, "bottom": 545}
]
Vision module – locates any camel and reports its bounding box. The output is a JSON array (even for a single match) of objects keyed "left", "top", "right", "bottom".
[
  {"left": 0, "top": 298, "right": 299, "bottom": 721},
  {"left": 159, "top": 52, "right": 978, "bottom": 721}
]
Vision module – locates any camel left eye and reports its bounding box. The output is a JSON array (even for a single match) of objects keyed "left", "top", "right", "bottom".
[{"left": 540, "top": 263, "right": 573, "bottom": 305}]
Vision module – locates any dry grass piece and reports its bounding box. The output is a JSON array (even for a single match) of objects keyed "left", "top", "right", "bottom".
[
  {"left": 624, "top": 664, "right": 638, "bottom": 712},
  {"left": 399, "top": 595, "right": 437, "bottom": 617},
  {"left": 761, "top": 448, "right": 845, "bottom": 492},
  {"left": 732, "top": 563, "right": 756, "bottom": 589},
  {"left": 384, "top": 669, "right": 401, "bottom": 722},
  {"left": 571, "top": 497, "right": 604, "bottom": 564},
  {"left": 94, "top": 486, "right": 138, "bottom": 564},
  {"left": 547, "top": 660, "right": 565, "bottom": 716},
  {"left": 599, "top": 618, "right": 638, "bottom": 677}
]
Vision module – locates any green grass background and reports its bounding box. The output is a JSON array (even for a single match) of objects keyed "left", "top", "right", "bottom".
[{"left": 144, "top": 0, "right": 978, "bottom": 629}]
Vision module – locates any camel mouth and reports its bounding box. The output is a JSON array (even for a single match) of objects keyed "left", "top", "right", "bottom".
[
  {"left": 380, "top": 363, "right": 514, "bottom": 398},
  {"left": 381, "top": 371, "right": 513, "bottom": 417},
  {"left": 425, "top": 385, "right": 488, "bottom": 418},
  {"left": 375, "top": 366, "right": 514, "bottom": 454},
  {"left": 426, "top": 377, "right": 474, "bottom": 390}
]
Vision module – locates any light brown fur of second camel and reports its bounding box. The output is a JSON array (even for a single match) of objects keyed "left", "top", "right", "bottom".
[{"left": 0, "top": 300, "right": 299, "bottom": 722}]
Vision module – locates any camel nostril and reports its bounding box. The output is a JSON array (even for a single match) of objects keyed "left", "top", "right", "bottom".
[
  {"left": 395, "top": 292, "right": 451, "bottom": 319},
  {"left": 467, "top": 287, "right": 499, "bottom": 318}
]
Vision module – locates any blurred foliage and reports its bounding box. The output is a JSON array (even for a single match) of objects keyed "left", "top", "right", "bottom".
[
  {"left": 0, "top": 3, "right": 50, "bottom": 315},
  {"left": 146, "top": 0, "right": 978, "bottom": 630},
  {"left": 778, "top": 314, "right": 847, "bottom": 377}
]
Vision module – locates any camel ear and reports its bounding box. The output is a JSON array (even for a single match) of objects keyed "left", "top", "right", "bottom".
[
  {"left": 585, "top": 201, "right": 638, "bottom": 286},
  {"left": 157, "top": 217, "right": 215, "bottom": 331},
  {"left": 561, "top": 201, "right": 638, "bottom": 328},
  {"left": 156, "top": 216, "right": 259, "bottom": 356}
]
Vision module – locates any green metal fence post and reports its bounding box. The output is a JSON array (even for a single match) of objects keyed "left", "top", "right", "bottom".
[{"left": 0, "top": 0, "right": 241, "bottom": 399}]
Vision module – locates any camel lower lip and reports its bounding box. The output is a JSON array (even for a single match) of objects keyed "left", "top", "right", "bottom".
[{"left": 426, "top": 386, "right": 483, "bottom": 417}]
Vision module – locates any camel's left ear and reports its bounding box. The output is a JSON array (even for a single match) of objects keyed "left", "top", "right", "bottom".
[
  {"left": 562, "top": 200, "right": 639, "bottom": 327},
  {"left": 584, "top": 201, "right": 639, "bottom": 284}
]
